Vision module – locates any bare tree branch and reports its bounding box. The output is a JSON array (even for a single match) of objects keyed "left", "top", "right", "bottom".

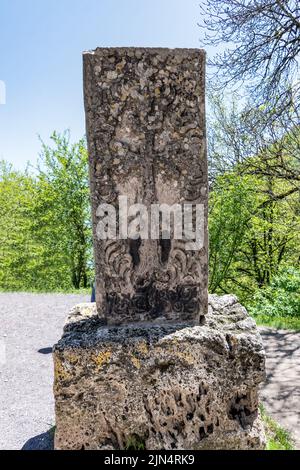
[{"left": 200, "top": 0, "right": 300, "bottom": 116}]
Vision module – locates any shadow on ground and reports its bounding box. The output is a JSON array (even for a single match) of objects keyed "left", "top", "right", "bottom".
[
  {"left": 22, "top": 430, "right": 54, "bottom": 450},
  {"left": 38, "top": 347, "right": 53, "bottom": 355}
]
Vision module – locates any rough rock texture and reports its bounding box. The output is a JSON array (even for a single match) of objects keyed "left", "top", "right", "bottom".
[
  {"left": 83, "top": 48, "right": 208, "bottom": 325},
  {"left": 53, "top": 295, "right": 266, "bottom": 450}
]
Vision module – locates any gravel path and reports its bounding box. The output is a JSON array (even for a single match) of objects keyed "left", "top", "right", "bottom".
[
  {"left": 0, "top": 293, "right": 89, "bottom": 450},
  {"left": 0, "top": 293, "right": 299, "bottom": 449},
  {"left": 259, "top": 327, "right": 300, "bottom": 448}
]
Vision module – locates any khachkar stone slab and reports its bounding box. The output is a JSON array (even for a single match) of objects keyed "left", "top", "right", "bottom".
[
  {"left": 53, "top": 295, "right": 266, "bottom": 450},
  {"left": 83, "top": 47, "right": 208, "bottom": 326}
]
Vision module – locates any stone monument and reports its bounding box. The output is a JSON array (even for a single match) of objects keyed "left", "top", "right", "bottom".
[
  {"left": 53, "top": 48, "right": 266, "bottom": 450},
  {"left": 83, "top": 48, "right": 208, "bottom": 326}
]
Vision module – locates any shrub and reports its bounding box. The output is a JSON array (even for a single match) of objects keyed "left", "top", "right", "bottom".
[{"left": 249, "top": 268, "right": 300, "bottom": 319}]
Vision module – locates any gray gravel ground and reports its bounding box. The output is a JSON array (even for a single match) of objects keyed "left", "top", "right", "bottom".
[
  {"left": 0, "top": 293, "right": 299, "bottom": 450},
  {"left": 259, "top": 327, "right": 300, "bottom": 448},
  {"left": 0, "top": 293, "right": 89, "bottom": 450}
]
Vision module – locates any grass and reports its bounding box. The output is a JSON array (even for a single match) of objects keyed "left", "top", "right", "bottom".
[
  {"left": 253, "top": 314, "right": 300, "bottom": 331},
  {"left": 0, "top": 287, "right": 91, "bottom": 295},
  {"left": 125, "top": 435, "right": 146, "bottom": 451},
  {"left": 48, "top": 425, "right": 56, "bottom": 437},
  {"left": 260, "top": 405, "right": 295, "bottom": 450}
]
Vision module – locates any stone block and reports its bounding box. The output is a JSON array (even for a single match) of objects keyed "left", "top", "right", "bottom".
[{"left": 53, "top": 295, "right": 266, "bottom": 450}]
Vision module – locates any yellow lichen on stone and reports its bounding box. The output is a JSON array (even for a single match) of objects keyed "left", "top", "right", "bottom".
[
  {"left": 65, "top": 351, "right": 78, "bottom": 365},
  {"left": 136, "top": 341, "right": 149, "bottom": 355},
  {"left": 175, "top": 351, "right": 195, "bottom": 365},
  {"left": 92, "top": 351, "right": 112, "bottom": 368},
  {"left": 154, "top": 341, "right": 194, "bottom": 365},
  {"left": 54, "top": 357, "right": 71, "bottom": 382},
  {"left": 131, "top": 355, "right": 141, "bottom": 369}
]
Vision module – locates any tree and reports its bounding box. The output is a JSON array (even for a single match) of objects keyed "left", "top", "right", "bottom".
[
  {"left": 207, "top": 93, "right": 256, "bottom": 181},
  {"left": 36, "top": 131, "right": 93, "bottom": 289},
  {"left": 200, "top": 0, "right": 300, "bottom": 118},
  {"left": 209, "top": 168, "right": 300, "bottom": 301},
  {"left": 208, "top": 93, "right": 300, "bottom": 204},
  {"left": 0, "top": 133, "right": 93, "bottom": 292},
  {"left": 209, "top": 172, "right": 256, "bottom": 294},
  {"left": 0, "top": 161, "right": 39, "bottom": 290}
]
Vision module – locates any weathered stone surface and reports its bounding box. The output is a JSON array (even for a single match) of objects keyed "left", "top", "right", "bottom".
[
  {"left": 83, "top": 48, "right": 208, "bottom": 326},
  {"left": 53, "top": 295, "right": 266, "bottom": 450}
]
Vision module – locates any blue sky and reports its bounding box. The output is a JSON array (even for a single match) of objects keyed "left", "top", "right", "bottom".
[{"left": 0, "top": 0, "right": 213, "bottom": 169}]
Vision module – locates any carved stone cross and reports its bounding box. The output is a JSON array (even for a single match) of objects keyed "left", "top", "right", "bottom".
[{"left": 84, "top": 48, "right": 208, "bottom": 326}]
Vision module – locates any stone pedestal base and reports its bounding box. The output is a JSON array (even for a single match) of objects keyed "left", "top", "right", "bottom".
[{"left": 53, "top": 295, "right": 266, "bottom": 450}]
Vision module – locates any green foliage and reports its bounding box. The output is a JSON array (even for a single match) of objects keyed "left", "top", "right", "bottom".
[
  {"left": 48, "top": 426, "right": 56, "bottom": 438},
  {"left": 209, "top": 172, "right": 256, "bottom": 293},
  {"left": 207, "top": 93, "right": 300, "bottom": 328},
  {"left": 0, "top": 132, "right": 93, "bottom": 292},
  {"left": 209, "top": 170, "right": 300, "bottom": 302},
  {"left": 0, "top": 161, "right": 39, "bottom": 290},
  {"left": 260, "top": 405, "right": 295, "bottom": 451},
  {"left": 254, "top": 315, "right": 300, "bottom": 331},
  {"left": 36, "top": 131, "right": 93, "bottom": 289},
  {"left": 125, "top": 435, "right": 146, "bottom": 451},
  {"left": 248, "top": 268, "right": 300, "bottom": 326}
]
